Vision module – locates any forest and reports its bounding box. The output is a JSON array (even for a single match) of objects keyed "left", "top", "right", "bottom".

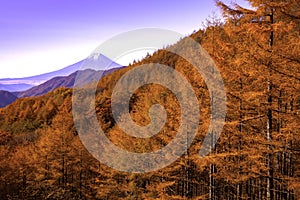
[{"left": 0, "top": 0, "right": 299, "bottom": 199}]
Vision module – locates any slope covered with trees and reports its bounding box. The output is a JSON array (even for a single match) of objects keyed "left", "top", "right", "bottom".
[{"left": 0, "top": 0, "right": 299, "bottom": 199}]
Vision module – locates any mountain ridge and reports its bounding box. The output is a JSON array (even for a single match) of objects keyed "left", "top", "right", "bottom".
[
  {"left": 15, "top": 67, "right": 122, "bottom": 98},
  {"left": 0, "top": 90, "right": 17, "bottom": 108}
]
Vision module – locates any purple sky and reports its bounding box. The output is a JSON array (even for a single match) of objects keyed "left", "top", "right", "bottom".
[{"left": 0, "top": 0, "right": 250, "bottom": 78}]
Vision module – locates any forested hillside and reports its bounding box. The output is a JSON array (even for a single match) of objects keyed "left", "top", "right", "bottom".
[{"left": 0, "top": 0, "right": 299, "bottom": 199}]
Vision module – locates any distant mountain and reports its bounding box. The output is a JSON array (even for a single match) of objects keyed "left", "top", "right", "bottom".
[
  {"left": 15, "top": 67, "right": 123, "bottom": 98},
  {"left": 0, "top": 54, "right": 121, "bottom": 87},
  {"left": 0, "top": 90, "right": 17, "bottom": 108},
  {"left": 0, "top": 83, "right": 34, "bottom": 92},
  {"left": 0, "top": 54, "right": 122, "bottom": 107}
]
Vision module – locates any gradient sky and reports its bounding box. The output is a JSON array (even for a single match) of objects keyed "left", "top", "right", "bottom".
[{"left": 0, "top": 0, "right": 250, "bottom": 78}]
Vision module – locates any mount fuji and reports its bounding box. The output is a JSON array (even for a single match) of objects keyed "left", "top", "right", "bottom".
[
  {"left": 0, "top": 54, "right": 122, "bottom": 107},
  {"left": 0, "top": 54, "right": 121, "bottom": 92}
]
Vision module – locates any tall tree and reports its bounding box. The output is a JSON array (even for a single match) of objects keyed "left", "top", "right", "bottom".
[{"left": 217, "top": 0, "right": 300, "bottom": 199}]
